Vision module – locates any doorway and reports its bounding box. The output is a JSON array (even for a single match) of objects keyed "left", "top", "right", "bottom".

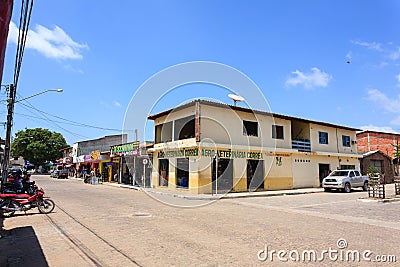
[
  {"left": 159, "top": 159, "right": 169, "bottom": 186},
  {"left": 212, "top": 158, "right": 233, "bottom": 193},
  {"left": 319, "top": 164, "right": 330, "bottom": 186},
  {"left": 247, "top": 160, "right": 264, "bottom": 191},
  {"left": 176, "top": 158, "right": 189, "bottom": 188}
]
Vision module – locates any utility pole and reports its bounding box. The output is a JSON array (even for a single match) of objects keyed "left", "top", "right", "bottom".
[{"left": 1, "top": 84, "right": 16, "bottom": 189}]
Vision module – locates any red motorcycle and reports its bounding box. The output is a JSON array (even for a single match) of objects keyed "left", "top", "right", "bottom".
[{"left": 0, "top": 186, "right": 55, "bottom": 217}]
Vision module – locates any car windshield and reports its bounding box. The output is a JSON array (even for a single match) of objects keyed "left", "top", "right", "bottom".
[{"left": 330, "top": 170, "right": 349, "bottom": 176}]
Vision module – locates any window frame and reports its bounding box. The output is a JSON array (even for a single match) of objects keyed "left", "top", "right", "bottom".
[
  {"left": 243, "top": 120, "right": 259, "bottom": 137},
  {"left": 272, "top": 125, "right": 284, "bottom": 140},
  {"left": 318, "top": 131, "right": 328, "bottom": 144},
  {"left": 342, "top": 135, "right": 351, "bottom": 147}
]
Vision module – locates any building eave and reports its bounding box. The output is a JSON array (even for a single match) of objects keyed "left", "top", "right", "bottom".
[{"left": 147, "top": 99, "right": 361, "bottom": 132}]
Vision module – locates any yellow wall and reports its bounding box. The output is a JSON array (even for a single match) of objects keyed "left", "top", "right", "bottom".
[{"left": 150, "top": 149, "right": 360, "bottom": 193}]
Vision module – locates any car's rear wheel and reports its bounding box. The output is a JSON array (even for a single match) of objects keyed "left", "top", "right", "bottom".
[{"left": 344, "top": 182, "right": 351, "bottom": 193}]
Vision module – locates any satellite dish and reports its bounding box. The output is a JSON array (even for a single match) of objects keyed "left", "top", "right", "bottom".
[{"left": 228, "top": 94, "right": 245, "bottom": 106}]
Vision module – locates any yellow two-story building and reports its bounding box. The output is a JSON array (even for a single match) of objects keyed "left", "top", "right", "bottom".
[{"left": 148, "top": 100, "right": 361, "bottom": 194}]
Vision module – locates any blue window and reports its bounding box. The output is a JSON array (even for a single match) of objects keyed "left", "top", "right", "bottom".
[
  {"left": 319, "top": 132, "right": 328, "bottom": 144},
  {"left": 342, "top": 135, "right": 351, "bottom": 147}
]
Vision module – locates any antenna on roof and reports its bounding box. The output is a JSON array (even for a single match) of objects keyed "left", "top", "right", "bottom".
[{"left": 228, "top": 94, "right": 244, "bottom": 107}]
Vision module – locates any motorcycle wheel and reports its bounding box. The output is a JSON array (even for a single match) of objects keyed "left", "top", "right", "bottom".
[
  {"left": 38, "top": 199, "right": 55, "bottom": 214},
  {"left": 0, "top": 200, "right": 18, "bottom": 217}
]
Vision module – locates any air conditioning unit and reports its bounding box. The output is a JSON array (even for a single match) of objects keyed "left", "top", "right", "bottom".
[{"left": 351, "top": 140, "right": 357, "bottom": 145}]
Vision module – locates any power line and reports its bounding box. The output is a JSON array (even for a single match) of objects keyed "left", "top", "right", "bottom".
[
  {"left": 16, "top": 98, "right": 89, "bottom": 139},
  {"left": 16, "top": 98, "right": 124, "bottom": 131},
  {"left": 14, "top": 0, "right": 33, "bottom": 89}
]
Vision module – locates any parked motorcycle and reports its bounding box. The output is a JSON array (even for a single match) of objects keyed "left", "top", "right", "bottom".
[
  {"left": 0, "top": 187, "right": 55, "bottom": 217},
  {"left": 1, "top": 180, "right": 37, "bottom": 195}
]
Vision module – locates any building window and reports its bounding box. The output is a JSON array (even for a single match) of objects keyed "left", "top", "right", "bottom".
[
  {"left": 272, "top": 125, "right": 284, "bottom": 139},
  {"left": 339, "top": 164, "right": 355, "bottom": 170},
  {"left": 243, "top": 120, "right": 258, "bottom": 136},
  {"left": 174, "top": 115, "right": 195, "bottom": 141},
  {"left": 319, "top": 132, "right": 328, "bottom": 144},
  {"left": 342, "top": 135, "right": 351, "bottom": 147},
  {"left": 155, "top": 122, "right": 173, "bottom": 143}
]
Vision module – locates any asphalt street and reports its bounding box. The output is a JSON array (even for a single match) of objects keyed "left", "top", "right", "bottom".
[{"left": 1, "top": 175, "right": 399, "bottom": 266}]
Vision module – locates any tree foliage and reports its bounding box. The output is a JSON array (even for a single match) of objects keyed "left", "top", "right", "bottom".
[{"left": 11, "top": 128, "right": 69, "bottom": 166}]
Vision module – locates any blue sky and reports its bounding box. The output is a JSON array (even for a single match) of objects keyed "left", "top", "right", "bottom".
[{"left": 2, "top": 0, "right": 400, "bottom": 145}]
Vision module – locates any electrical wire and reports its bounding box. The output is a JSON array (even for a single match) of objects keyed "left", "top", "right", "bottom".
[
  {"left": 16, "top": 99, "right": 89, "bottom": 139},
  {"left": 13, "top": 0, "right": 34, "bottom": 90},
  {"left": 16, "top": 96, "right": 124, "bottom": 131}
]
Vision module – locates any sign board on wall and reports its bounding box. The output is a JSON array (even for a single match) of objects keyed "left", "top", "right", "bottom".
[
  {"left": 111, "top": 142, "right": 140, "bottom": 156},
  {"left": 157, "top": 147, "right": 263, "bottom": 160}
]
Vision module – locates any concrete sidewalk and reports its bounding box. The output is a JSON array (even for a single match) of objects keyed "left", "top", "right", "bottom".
[{"left": 104, "top": 182, "right": 324, "bottom": 200}]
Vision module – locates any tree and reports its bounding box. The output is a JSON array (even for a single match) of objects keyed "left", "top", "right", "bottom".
[{"left": 11, "top": 128, "right": 69, "bottom": 166}]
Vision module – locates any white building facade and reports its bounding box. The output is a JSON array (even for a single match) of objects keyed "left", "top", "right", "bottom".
[{"left": 148, "top": 100, "right": 361, "bottom": 194}]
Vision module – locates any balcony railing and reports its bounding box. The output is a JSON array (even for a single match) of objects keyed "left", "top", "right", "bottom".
[{"left": 292, "top": 140, "right": 311, "bottom": 152}]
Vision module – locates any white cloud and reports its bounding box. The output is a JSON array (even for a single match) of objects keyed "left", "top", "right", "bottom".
[
  {"left": 352, "top": 40, "right": 382, "bottom": 52},
  {"left": 397, "top": 73, "right": 400, "bottom": 88},
  {"left": 367, "top": 88, "right": 400, "bottom": 113},
  {"left": 7, "top": 21, "right": 88, "bottom": 60},
  {"left": 359, "top": 125, "right": 399, "bottom": 133},
  {"left": 346, "top": 51, "right": 352, "bottom": 60},
  {"left": 389, "top": 47, "right": 400, "bottom": 60},
  {"left": 285, "top": 67, "right": 332, "bottom": 89},
  {"left": 372, "top": 61, "right": 389, "bottom": 68},
  {"left": 63, "top": 64, "right": 84, "bottom": 74},
  {"left": 366, "top": 88, "right": 400, "bottom": 127},
  {"left": 113, "top": 100, "right": 122, "bottom": 107}
]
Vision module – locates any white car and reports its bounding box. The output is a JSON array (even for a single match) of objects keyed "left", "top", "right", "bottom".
[{"left": 322, "top": 170, "right": 369, "bottom": 193}]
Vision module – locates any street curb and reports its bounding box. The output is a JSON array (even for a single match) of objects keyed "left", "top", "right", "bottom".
[
  {"left": 358, "top": 197, "right": 400, "bottom": 203},
  {"left": 103, "top": 182, "right": 324, "bottom": 200}
]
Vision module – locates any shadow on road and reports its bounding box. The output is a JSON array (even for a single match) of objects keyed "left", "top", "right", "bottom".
[{"left": 0, "top": 224, "right": 48, "bottom": 266}]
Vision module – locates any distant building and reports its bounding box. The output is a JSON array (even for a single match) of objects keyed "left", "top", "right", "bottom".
[
  {"left": 360, "top": 150, "right": 394, "bottom": 183},
  {"left": 10, "top": 156, "right": 24, "bottom": 168},
  {"left": 72, "top": 134, "right": 127, "bottom": 180},
  {"left": 357, "top": 130, "right": 400, "bottom": 159}
]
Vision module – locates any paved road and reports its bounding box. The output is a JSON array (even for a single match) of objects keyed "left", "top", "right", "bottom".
[{"left": 1, "top": 175, "right": 399, "bottom": 266}]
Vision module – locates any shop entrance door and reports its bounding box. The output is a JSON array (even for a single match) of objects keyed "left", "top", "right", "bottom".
[
  {"left": 212, "top": 158, "right": 233, "bottom": 193},
  {"left": 159, "top": 159, "right": 169, "bottom": 187},
  {"left": 319, "top": 164, "right": 330, "bottom": 187},
  {"left": 247, "top": 160, "right": 264, "bottom": 191}
]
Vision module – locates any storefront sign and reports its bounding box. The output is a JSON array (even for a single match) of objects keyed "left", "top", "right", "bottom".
[
  {"left": 273, "top": 153, "right": 291, "bottom": 157},
  {"left": 214, "top": 149, "right": 263, "bottom": 159},
  {"left": 91, "top": 150, "right": 100, "bottom": 161},
  {"left": 157, "top": 148, "right": 263, "bottom": 159},
  {"left": 157, "top": 148, "right": 199, "bottom": 158},
  {"left": 112, "top": 142, "right": 140, "bottom": 156}
]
